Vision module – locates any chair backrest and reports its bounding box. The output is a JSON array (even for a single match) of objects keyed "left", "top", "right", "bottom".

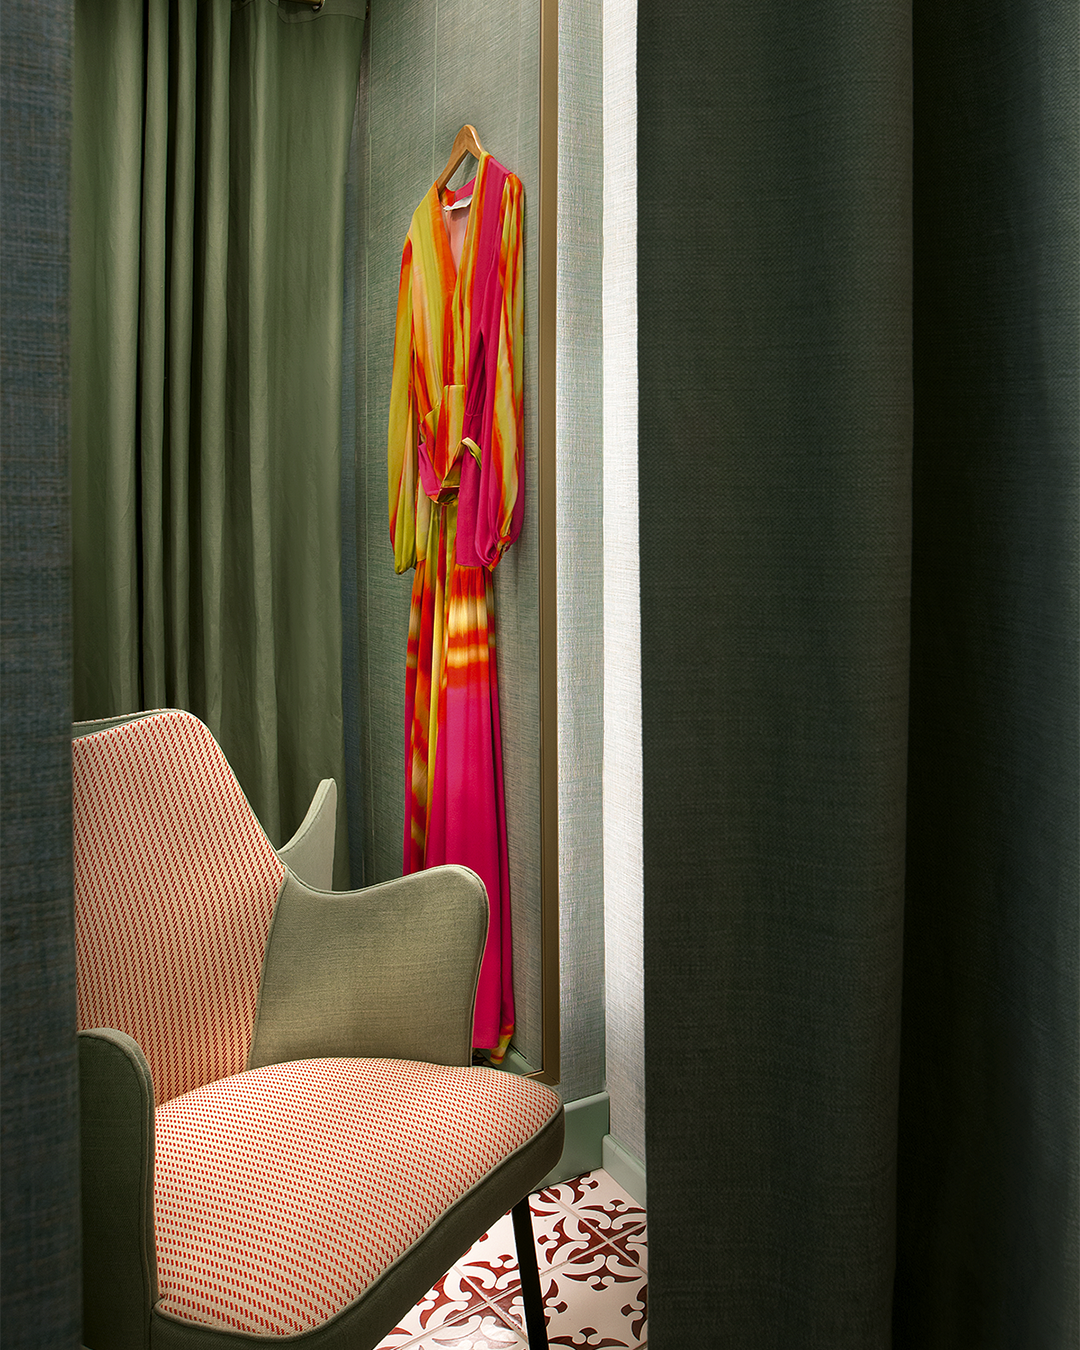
[{"left": 73, "top": 710, "right": 285, "bottom": 1105}]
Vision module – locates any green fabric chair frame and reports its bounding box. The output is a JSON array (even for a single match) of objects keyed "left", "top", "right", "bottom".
[{"left": 73, "top": 710, "right": 563, "bottom": 1349}]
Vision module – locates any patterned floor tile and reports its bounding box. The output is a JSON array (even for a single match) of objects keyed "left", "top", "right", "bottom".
[
  {"left": 373, "top": 1268, "right": 492, "bottom": 1348},
  {"left": 538, "top": 1170, "right": 647, "bottom": 1244},
  {"left": 409, "top": 1307, "right": 527, "bottom": 1349},
  {"left": 451, "top": 1214, "right": 524, "bottom": 1302},
  {"left": 610, "top": 1225, "right": 648, "bottom": 1274},
  {"left": 527, "top": 1193, "right": 611, "bottom": 1264},
  {"left": 455, "top": 1204, "right": 605, "bottom": 1300},
  {"left": 376, "top": 1171, "right": 647, "bottom": 1350},
  {"left": 495, "top": 1241, "right": 647, "bottom": 1350}
]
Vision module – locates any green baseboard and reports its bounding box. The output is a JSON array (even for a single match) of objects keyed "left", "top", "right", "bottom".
[
  {"left": 601, "top": 1133, "right": 647, "bottom": 1207},
  {"left": 538, "top": 1091, "right": 610, "bottom": 1189},
  {"left": 499, "top": 1066, "right": 646, "bottom": 1207}
]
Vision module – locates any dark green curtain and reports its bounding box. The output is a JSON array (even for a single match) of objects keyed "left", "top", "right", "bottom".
[
  {"left": 70, "top": 0, "right": 365, "bottom": 880},
  {"left": 896, "top": 3, "right": 1078, "bottom": 1343},
  {"left": 639, "top": 1, "right": 1077, "bottom": 1347},
  {"left": 1, "top": 4, "right": 81, "bottom": 1345}
]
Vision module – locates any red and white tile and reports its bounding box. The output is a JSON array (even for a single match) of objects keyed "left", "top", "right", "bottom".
[
  {"left": 373, "top": 1268, "right": 494, "bottom": 1347},
  {"left": 373, "top": 1169, "right": 647, "bottom": 1350},
  {"left": 406, "top": 1310, "right": 527, "bottom": 1348},
  {"left": 495, "top": 1241, "right": 647, "bottom": 1349},
  {"left": 610, "top": 1226, "right": 648, "bottom": 1275},
  {"left": 537, "top": 1170, "right": 647, "bottom": 1246}
]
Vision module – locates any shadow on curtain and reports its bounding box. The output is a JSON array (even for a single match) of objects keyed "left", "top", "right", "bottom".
[
  {"left": 638, "top": 0, "right": 1077, "bottom": 1345},
  {"left": 70, "top": 0, "right": 365, "bottom": 883}
]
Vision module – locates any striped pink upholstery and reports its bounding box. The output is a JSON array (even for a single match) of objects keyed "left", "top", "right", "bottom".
[
  {"left": 153, "top": 1058, "right": 562, "bottom": 1336},
  {"left": 74, "top": 711, "right": 285, "bottom": 1105}
]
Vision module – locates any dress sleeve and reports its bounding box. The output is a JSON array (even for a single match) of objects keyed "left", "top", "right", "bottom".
[
  {"left": 474, "top": 174, "right": 524, "bottom": 568},
  {"left": 387, "top": 234, "right": 418, "bottom": 574}
]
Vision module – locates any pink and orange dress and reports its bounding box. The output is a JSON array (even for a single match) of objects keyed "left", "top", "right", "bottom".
[{"left": 387, "top": 152, "right": 523, "bottom": 1061}]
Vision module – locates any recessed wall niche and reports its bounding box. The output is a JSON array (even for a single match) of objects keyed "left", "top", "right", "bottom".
[{"left": 347, "top": 0, "right": 557, "bottom": 1080}]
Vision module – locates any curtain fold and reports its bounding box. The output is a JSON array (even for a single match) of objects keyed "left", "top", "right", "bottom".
[
  {"left": 896, "top": 1, "right": 1079, "bottom": 1344},
  {"left": 71, "top": 0, "right": 364, "bottom": 879},
  {"left": 638, "top": 0, "right": 1077, "bottom": 1345}
]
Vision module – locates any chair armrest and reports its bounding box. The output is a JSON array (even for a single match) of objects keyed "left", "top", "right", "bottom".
[
  {"left": 79, "top": 1028, "right": 157, "bottom": 1350},
  {"left": 275, "top": 777, "right": 337, "bottom": 890},
  {"left": 248, "top": 865, "right": 487, "bottom": 1070}
]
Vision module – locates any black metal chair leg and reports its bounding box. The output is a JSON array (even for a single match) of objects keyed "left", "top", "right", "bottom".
[{"left": 511, "top": 1196, "right": 549, "bottom": 1349}]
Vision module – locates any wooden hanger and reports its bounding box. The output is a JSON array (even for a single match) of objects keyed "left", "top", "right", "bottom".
[{"left": 436, "top": 125, "right": 486, "bottom": 195}]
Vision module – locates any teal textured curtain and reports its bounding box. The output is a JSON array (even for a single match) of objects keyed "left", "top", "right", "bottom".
[
  {"left": 638, "top": 0, "right": 1077, "bottom": 1346},
  {"left": 70, "top": 0, "right": 364, "bottom": 879},
  {"left": 1, "top": 4, "right": 81, "bottom": 1344}
]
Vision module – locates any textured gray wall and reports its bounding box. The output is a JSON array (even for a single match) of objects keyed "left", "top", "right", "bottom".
[
  {"left": 601, "top": 0, "right": 645, "bottom": 1164},
  {"left": 554, "top": 0, "right": 607, "bottom": 1105},
  {"left": 352, "top": 0, "right": 545, "bottom": 1071}
]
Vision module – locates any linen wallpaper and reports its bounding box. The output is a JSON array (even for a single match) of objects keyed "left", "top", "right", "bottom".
[
  {"left": 601, "top": 0, "right": 645, "bottom": 1166},
  {"left": 554, "top": 0, "right": 607, "bottom": 1108}
]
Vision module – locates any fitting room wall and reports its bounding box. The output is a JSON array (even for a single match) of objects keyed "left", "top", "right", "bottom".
[
  {"left": 349, "top": 0, "right": 606, "bottom": 1102},
  {"left": 601, "top": 0, "right": 645, "bottom": 1167}
]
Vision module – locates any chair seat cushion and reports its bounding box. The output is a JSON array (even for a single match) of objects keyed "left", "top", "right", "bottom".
[{"left": 153, "top": 1057, "right": 561, "bottom": 1337}]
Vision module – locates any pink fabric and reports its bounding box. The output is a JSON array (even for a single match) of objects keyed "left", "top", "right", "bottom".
[
  {"left": 423, "top": 569, "right": 514, "bottom": 1050},
  {"left": 153, "top": 1057, "right": 562, "bottom": 1336},
  {"left": 73, "top": 710, "right": 285, "bottom": 1104},
  {"left": 437, "top": 162, "right": 519, "bottom": 1048}
]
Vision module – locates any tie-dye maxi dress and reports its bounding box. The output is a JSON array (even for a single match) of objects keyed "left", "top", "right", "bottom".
[{"left": 387, "top": 153, "right": 523, "bottom": 1061}]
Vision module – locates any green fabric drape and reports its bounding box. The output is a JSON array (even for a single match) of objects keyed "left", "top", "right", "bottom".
[
  {"left": 896, "top": 1, "right": 1079, "bottom": 1343},
  {"left": 71, "top": 0, "right": 364, "bottom": 879},
  {"left": 2, "top": 3, "right": 80, "bottom": 1344},
  {"left": 639, "top": 1, "right": 912, "bottom": 1341},
  {"left": 638, "top": 0, "right": 1077, "bottom": 1346}
]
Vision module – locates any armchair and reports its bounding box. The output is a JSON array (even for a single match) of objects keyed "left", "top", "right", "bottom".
[{"left": 73, "top": 709, "right": 563, "bottom": 1349}]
